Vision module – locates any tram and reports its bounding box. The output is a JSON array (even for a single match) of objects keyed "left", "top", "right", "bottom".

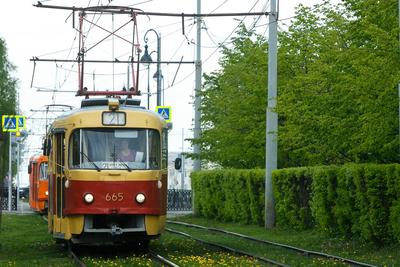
[
  {"left": 28, "top": 155, "right": 49, "bottom": 213},
  {"left": 44, "top": 98, "right": 170, "bottom": 247}
]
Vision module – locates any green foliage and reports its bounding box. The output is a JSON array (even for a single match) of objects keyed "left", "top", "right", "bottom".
[
  {"left": 192, "top": 1, "right": 399, "bottom": 169},
  {"left": 309, "top": 164, "right": 399, "bottom": 243},
  {"left": 191, "top": 169, "right": 265, "bottom": 225},
  {"left": 192, "top": 25, "right": 267, "bottom": 169},
  {"left": 273, "top": 167, "right": 314, "bottom": 229},
  {"left": 0, "top": 38, "right": 17, "bottom": 181},
  {"left": 192, "top": 164, "right": 400, "bottom": 243}
]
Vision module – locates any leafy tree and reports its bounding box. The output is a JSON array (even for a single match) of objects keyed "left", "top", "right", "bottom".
[
  {"left": 193, "top": 0, "right": 399, "bottom": 169},
  {"left": 194, "top": 26, "right": 267, "bottom": 168},
  {"left": 0, "top": 38, "right": 17, "bottom": 182}
]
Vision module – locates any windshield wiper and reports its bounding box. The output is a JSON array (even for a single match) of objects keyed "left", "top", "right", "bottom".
[
  {"left": 116, "top": 159, "right": 132, "bottom": 172},
  {"left": 80, "top": 151, "right": 101, "bottom": 172}
]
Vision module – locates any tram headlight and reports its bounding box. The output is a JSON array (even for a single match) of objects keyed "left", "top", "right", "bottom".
[
  {"left": 83, "top": 193, "right": 94, "bottom": 204},
  {"left": 157, "top": 180, "right": 162, "bottom": 189},
  {"left": 135, "top": 193, "right": 145, "bottom": 204},
  {"left": 45, "top": 191, "right": 48, "bottom": 196}
]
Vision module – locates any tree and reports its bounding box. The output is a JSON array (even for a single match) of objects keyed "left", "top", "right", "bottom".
[
  {"left": 0, "top": 38, "right": 17, "bottom": 181},
  {"left": 193, "top": 1, "right": 400, "bottom": 169},
  {"left": 193, "top": 25, "right": 267, "bottom": 168}
]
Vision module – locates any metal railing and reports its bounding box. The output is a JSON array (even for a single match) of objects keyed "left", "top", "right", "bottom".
[
  {"left": 167, "top": 189, "right": 192, "bottom": 211},
  {"left": 0, "top": 187, "right": 17, "bottom": 210}
]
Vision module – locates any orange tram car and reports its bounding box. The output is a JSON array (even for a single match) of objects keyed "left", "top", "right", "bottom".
[
  {"left": 28, "top": 155, "right": 49, "bottom": 213},
  {"left": 43, "top": 98, "right": 170, "bottom": 247}
]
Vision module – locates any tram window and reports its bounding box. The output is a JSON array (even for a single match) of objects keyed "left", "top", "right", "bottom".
[
  {"left": 39, "top": 163, "right": 48, "bottom": 181},
  {"left": 149, "top": 130, "right": 161, "bottom": 169},
  {"left": 69, "top": 128, "right": 161, "bottom": 170},
  {"left": 69, "top": 130, "right": 80, "bottom": 168}
]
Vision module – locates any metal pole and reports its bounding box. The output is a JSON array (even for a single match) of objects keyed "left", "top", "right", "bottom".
[
  {"left": 181, "top": 128, "right": 185, "bottom": 189},
  {"left": 8, "top": 133, "right": 12, "bottom": 211},
  {"left": 16, "top": 141, "right": 20, "bottom": 208},
  {"left": 265, "top": 0, "right": 278, "bottom": 229},
  {"left": 156, "top": 34, "right": 162, "bottom": 106},
  {"left": 193, "top": 0, "right": 202, "bottom": 171},
  {"left": 147, "top": 65, "right": 150, "bottom": 109}
]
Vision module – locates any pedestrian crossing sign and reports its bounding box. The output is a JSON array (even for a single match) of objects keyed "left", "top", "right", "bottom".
[
  {"left": 17, "top": 116, "right": 26, "bottom": 129},
  {"left": 156, "top": 106, "right": 172, "bottom": 122},
  {"left": 2, "top": 115, "right": 26, "bottom": 132}
]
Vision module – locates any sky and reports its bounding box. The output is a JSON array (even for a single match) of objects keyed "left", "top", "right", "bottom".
[{"left": 0, "top": 0, "right": 322, "bottom": 186}]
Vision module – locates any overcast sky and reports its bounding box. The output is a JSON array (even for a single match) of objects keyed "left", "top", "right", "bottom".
[{"left": 0, "top": 0, "right": 322, "bottom": 186}]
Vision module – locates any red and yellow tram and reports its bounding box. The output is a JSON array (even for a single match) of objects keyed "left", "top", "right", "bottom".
[
  {"left": 44, "top": 98, "right": 170, "bottom": 246},
  {"left": 28, "top": 155, "right": 49, "bottom": 213}
]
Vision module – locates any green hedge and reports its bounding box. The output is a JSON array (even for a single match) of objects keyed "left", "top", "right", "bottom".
[
  {"left": 191, "top": 164, "right": 400, "bottom": 243},
  {"left": 191, "top": 169, "right": 265, "bottom": 225}
]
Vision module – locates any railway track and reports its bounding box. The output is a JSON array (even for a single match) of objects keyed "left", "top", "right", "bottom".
[
  {"left": 167, "top": 220, "right": 378, "bottom": 267},
  {"left": 67, "top": 242, "right": 87, "bottom": 267},
  {"left": 166, "top": 228, "right": 289, "bottom": 267},
  {"left": 149, "top": 251, "right": 181, "bottom": 267}
]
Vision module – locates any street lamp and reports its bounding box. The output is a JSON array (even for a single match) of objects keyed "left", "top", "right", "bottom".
[
  {"left": 140, "top": 44, "right": 153, "bottom": 109},
  {"left": 142, "top": 29, "right": 161, "bottom": 107}
]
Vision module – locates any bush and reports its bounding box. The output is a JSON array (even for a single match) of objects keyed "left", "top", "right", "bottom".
[
  {"left": 191, "top": 164, "right": 400, "bottom": 243},
  {"left": 191, "top": 169, "right": 265, "bottom": 225}
]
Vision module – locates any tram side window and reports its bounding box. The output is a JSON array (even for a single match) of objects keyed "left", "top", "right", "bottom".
[
  {"left": 39, "top": 163, "right": 48, "bottom": 180},
  {"left": 149, "top": 130, "right": 160, "bottom": 169},
  {"left": 70, "top": 130, "right": 80, "bottom": 168}
]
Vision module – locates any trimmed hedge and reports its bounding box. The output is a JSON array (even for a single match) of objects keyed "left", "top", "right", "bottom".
[
  {"left": 191, "top": 164, "right": 400, "bottom": 243},
  {"left": 191, "top": 169, "right": 265, "bottom": 225}
]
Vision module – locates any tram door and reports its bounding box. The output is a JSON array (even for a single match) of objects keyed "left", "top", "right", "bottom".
[{"left": 53, "top": 130, "right": 66, "bottom": 233}]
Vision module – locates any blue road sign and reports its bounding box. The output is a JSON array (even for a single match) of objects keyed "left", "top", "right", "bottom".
[
  {"left": 17, "top": 116, "right": 26, "bottom": 129},
  {"left": 156, "top": 106, "right": 172, "bottom": 122},
  {"left": 2, "top": 116, "right": 17, "bottom": 132}
]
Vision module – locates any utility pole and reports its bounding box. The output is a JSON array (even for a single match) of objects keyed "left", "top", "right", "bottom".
[
  {"left": 156, "top": 34, "right": 162, "bottom": 106},
  {"left": 8, "top": 132, "right": 12, "bottom": 211},
  {"left": 193, "top": 0, "right": 202, "bottom": 171},
  {"left": 265, "top": 0, "right": 278, "bottom": 229},
  {"left": 398, "top": 0, "right": 400, "bottom": 154}
]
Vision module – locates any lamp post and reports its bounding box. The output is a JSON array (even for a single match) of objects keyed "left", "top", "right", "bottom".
[
  {"left": 140, "top": 44, "right": 152, "bottom": 109},
  {"left": 141, "top": 29, "right": 161, "bottom": 106},
  {"left": 153, "top": 70, "right": 163, "bottom": 105}
]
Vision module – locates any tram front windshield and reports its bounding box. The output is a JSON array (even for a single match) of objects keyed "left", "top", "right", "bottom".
[{"left": 69, "top": 128, "right": 160, "bottom": 170}]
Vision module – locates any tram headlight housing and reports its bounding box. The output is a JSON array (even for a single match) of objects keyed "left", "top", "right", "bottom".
[
  {"left": 135, "top": 193, "right": 145, "bottom": 204},
  {"left": 83, "top": 193, "right": 94, "bottom": 204},
  {"left": 45, "top": 191, "right": 48, "bottom": 196}
]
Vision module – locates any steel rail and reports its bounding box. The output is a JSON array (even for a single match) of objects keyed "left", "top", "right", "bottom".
[
  {"left": 166, "top": 228, "right": 289, "bottom": 267},
  {"left": 167, "top": 220, "right": 378, "bottom": 267},
  {"left": 149, "top": 251, "right": 181, "bottom": 267},
  {"left": 68, "top": 244, "right": 87, "bottom": 267}
]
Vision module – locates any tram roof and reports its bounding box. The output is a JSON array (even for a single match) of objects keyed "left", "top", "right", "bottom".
[{"left": 53, "top": 98, "right": 163, "bottom": 121}]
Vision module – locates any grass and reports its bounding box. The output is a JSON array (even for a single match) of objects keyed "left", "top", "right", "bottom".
[
  {"left": 3, "top": 213, "right": 397, "bottom": 266},
  {"left": 168, "top": 215, "right": 400, "bottom": 267},
  {"left": 0, "top": 214, "right": 264, "bottom": 267},
  {"left": 0, "top": 214, "right": 74, "bottom": 267}
]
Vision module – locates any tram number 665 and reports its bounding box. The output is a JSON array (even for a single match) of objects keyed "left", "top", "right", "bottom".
[{"left": 105, "top": 193, "right": 124, "bottom": 202}]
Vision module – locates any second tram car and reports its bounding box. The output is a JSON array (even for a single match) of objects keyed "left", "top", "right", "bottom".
[
  {"left": 44, "top": 98, "right": 170, "bottom": 247},
  {"left": 28, "top": 155, "right": 49, "bottom": 213}
]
